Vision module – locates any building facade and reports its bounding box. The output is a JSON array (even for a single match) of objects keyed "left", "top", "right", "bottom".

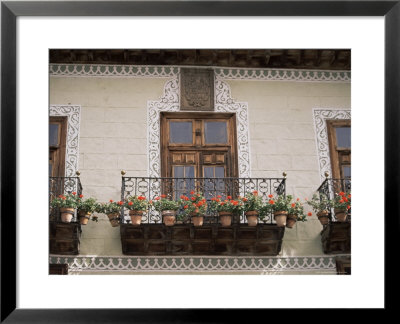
[{"left": 49, "top": 49, "right": 351, "bottom": 275}]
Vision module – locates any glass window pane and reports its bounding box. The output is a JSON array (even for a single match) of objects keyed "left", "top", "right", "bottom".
[
  {"left": 205, "top": 122, "right": 227, "bottom": 144},
  {"left": 343, "top": 166, "right": 351, "bottom": 178},
  {"left": 185, "top": 166, "right": 194, "bottom": 178},
  {"left": 169, "top": 122, "right": 193, "bottom": 143},
  {"left": 204, "top": 166, "right": 214, "bottom": 178},
  {"left": 173, "top": 166, "right": 184, "bottom": 178},
  {"left": 49, "top": 124, "right": 59, "bottom": 146},
  {"left": 215, "top": 166, "right": 224, "bottom": 178},
  {"left": 336, "top": 127, "right": 351, "bottom": 148}
]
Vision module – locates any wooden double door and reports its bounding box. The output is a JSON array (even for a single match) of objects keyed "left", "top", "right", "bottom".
[{"left": 160, "top": 112, "right": 238, "bottom": 199}]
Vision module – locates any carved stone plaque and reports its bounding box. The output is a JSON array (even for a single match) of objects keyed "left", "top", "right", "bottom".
[{"left": 180, "top": 68, "right": 214, "bottom": 111}]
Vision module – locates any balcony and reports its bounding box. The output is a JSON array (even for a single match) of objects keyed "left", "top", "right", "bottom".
[
  {"left": 49, "top": 176, "right": 82, "bottom": 255},
  {"left": 317, "top": 177, "right": 351, "bottom": 254},
  {"left": 120, "top": 176, "right": 287, "bottom": 256}
]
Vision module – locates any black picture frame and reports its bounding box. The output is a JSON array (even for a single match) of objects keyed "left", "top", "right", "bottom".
[{"left": 1, "top": 0, "right": 397, "bottom": 322}]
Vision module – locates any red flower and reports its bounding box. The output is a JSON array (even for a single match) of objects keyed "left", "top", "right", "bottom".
[
  {"left": 347, "top": 205, "right": 351, "bottom": 209},
  {"left": 118, "top": 201, "right": 123, "bottom": 205},
  {"left": 109, "top": 199, "right": 113, "bottom": 203},
  {"left": 190, "top": 191, "right": 195, "bottom": 195},
  {"left": 154, "top": 197, "right": 160, "bottom": 201},
  {"left": 211, "top": 197, "right": 216, "bottom": 201},
  {"left": 128, "top": 201, "right": 133, "bottom": 206},
  {"left": 216, "top": 199, "right": 220, "bottom": 202},
  {"left": 195, "top": 208, "right": 199, "bottom": 213},
  {"left": 220, "top": 202, "right": 225, "bottom": 206},
  {"left": 79, "top": 194, "right": 83, "bottom": 198},
  {"left": 72, "top": 192, "right": 76, "bottom": 195},
  {"left": 58, "top": 195, "right": 63, "bottom": 198},
  {"left": 253, "top": 190, "right": 258, "bottom": 195},
  {"left": 191, "top": 197, "right": 196, "bottom": 201},
  {"left": 307, "top": 212, "right": 312, "bottom": 216},
  {"left": 339, "top": 199, "right": 344, "bottom": 204},
  {"left": 161, "top": 194, "right": 167, "bottom": 198},
  {"left": 268, "top": 194, "right": 273, "bottom": 198},
  {"left": 343, "top": 197, "right": 348, "bottom": 202},
  {"left": 269, "top": 200, "right": 275, "bottom": 205},
  {"left": 184, "top": 197, "right": 189, "bottom": 201},
  {"left": 62, "top": 196, "right": 66, "bottom": 200},
  {"left": 339, "top": 192, "right": 345, "bottom": 196},
  {"left": 217, "top": 195, "right": 222, "bottom": 198},
  {"left": 242, "top": 198, "right": 248, "bottom": 202},
  {"left": 348, "top": 194, "right": 351, "bottom": 198},
  {"left": 296, "top": 198, "right": 300, "bottom": 201},
  {"left": 149, "top": 200, "right": 153, "bottom": 204},
  {"left": 138, "top": 196, "right": 146, "bottom": 200},
  {"left": 184, "top": 205, "right": 188, "bottom": 209},
  {"left": 232, "top": 201, "right": 238, "bottom": 206},
  {"left": 180, "top": 195, "right": 186, "bottom": 199},
  {"left": 227, "top": 196, "right": 232, "bottom": 199},
  {"left": 291, "top": 203, "right": 296, "bottom": 208}
]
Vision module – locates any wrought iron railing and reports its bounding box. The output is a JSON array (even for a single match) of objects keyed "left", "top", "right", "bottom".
[
  {"left": 120, "top": 176, "right": 286, "bottom": 224},
  {"left": 317, "top": 177, "right": 351, "bottom": 222},
  {"left": 49, "top": 176, "right": 83, "bottom": 222}
]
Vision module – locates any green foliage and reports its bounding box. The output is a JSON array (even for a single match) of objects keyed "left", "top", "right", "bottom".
[
  {"left": 179, "top": 192, "right": 207, "bottom": 216},
  {"left": 96, "top": 200, "right": 123, "bottom": 214},
  {"left": 306, "top": 193, "right": 331, "bottom": 213},
  {"left": 125, "top": 195, "right": 149, "bottom": 211},
  {"left": 241, "top": 190, "right": 263, "bottom": 213},
  {"left": 77, "top": 197, "right": 98, "bottom": 213},
  {"left": 268, "top": 194, "right": 292, "bottom": 212},
  {"left": 287, "top": 197, "right": 308, "bottom": 222},
  {"left": 51, "top": 193, "right": 79, "bottom": 209},
  {"left": 209, "top": 196, "right": 243, "bottom": 213},
  {"left": 331, "top": 191, "right": 351, "bottom": 212},
  {"left": 151, "top": 195, "right": 180, "bottom": 211}
]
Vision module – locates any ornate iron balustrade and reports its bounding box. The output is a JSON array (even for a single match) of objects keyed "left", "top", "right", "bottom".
[
  {"left": 317, "top": 177, "right": 351, "bottom": 222},
  {"left": 120, "top": 176, "right": 286, "bottom": 224},
  {"left": 49, "top": 177, "right": 83, "bottom": 222}
]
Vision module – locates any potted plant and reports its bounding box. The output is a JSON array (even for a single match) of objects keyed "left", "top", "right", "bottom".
[
  {"left": 125, "top": 195, "right": 149, "bottom": 226},
  {"left": 77, "top": 196, "right": 98, "bottom": 225},
  {"left": 151, "top": 194, "right": 180, "bottom": 226},
  {"left": 286, "top": 196, "right": 309, "bottom": 228},
  {"left": 306, "top": 193, "right": 332, "bottom": 225},
  {"left": 268, "top": 194, "right": 291, "bottom": 227},
  {"left": 332, "top": 191, "right": 351, "bottom": 222},
  {"left": 50, "top": 192, "right": 79, "bottom": 223},
  {"left": 210, "top": 195, "right": 243, "bottom": 227},
  {"left": 241, "top": 190, "right": 263, "bottom": 226},
  {"left": 180, "top": 191, "right": 207, "bottom": 227},
  {"left": 96, "top": 200, "right": 123, "bottom": 227}
]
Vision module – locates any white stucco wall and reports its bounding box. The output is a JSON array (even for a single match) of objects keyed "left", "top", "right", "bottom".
[{"left": 49, "top": 68, "right": 350, "bottom": 258}]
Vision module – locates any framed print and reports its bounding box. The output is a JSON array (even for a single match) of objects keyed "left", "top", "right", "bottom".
[{"left": 1, "top": 0, "right": 397, "bottom": 322}]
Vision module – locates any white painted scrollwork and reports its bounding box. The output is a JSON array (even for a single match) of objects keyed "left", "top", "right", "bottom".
[
  {"left": 49, "top": 105, "right": 81, "bottom": 177},
  {"left": 313, "top": 109, "right": 351, "bottom": 182}
]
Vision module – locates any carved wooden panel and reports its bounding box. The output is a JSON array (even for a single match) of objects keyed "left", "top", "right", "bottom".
[
  {"left": 49, "top": 222, "right": 81, "bottom": 255},
  {"left": 180, "top": 68, "right": 214, "bottom": 111},
  {"left": 321, "top": 222, "right": 351, "bottom": 254},
  {"left": 120, "top": 224, "right": 285, "bottom": 256}
]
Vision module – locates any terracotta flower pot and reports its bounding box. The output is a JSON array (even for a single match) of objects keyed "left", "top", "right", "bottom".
[
  {"left": 60, "top": 207, "right": 75, "bottom": 223},
  {"left": 274, "top": 211, "right": 288, "bottom": 227},
  {"left": 317, "top": 210, "right": 330, "bottom": 225},
  {"left": 191, "top": 215, "right": 204, "bottom": 227},
  {"left": 245, "top": 211, "right": 258, "bottom": 227},
  {"left": 129, "top": 210, "right": 143, "bottom": 226},
  {"left": 78, "top": 210, "right": 91, "bottom": 225},
  {"left": 219, "top": 211, "right": 233, "bottom": 227},
  {"left": 162, "top": 210, "right": 176, "bottom": 226},
  {"left": 334, "top": 208, "right": 347, "bottom": 222},
  {"left": 286, "top": 214, "right": 298, "bottom": 228},
  {"left": 107, "top": 212, "right": 120, "bottom": 227}
]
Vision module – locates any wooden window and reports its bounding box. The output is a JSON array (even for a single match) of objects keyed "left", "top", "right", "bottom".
[
  {"left": 49, "top": 116, "right": 67, "bottom": 177},
  {"left": 327, "top": 120, "right": 351, "bottom": 180},
  {"left": 161, "top": 112, "right": 238, "bottom": 198}
]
